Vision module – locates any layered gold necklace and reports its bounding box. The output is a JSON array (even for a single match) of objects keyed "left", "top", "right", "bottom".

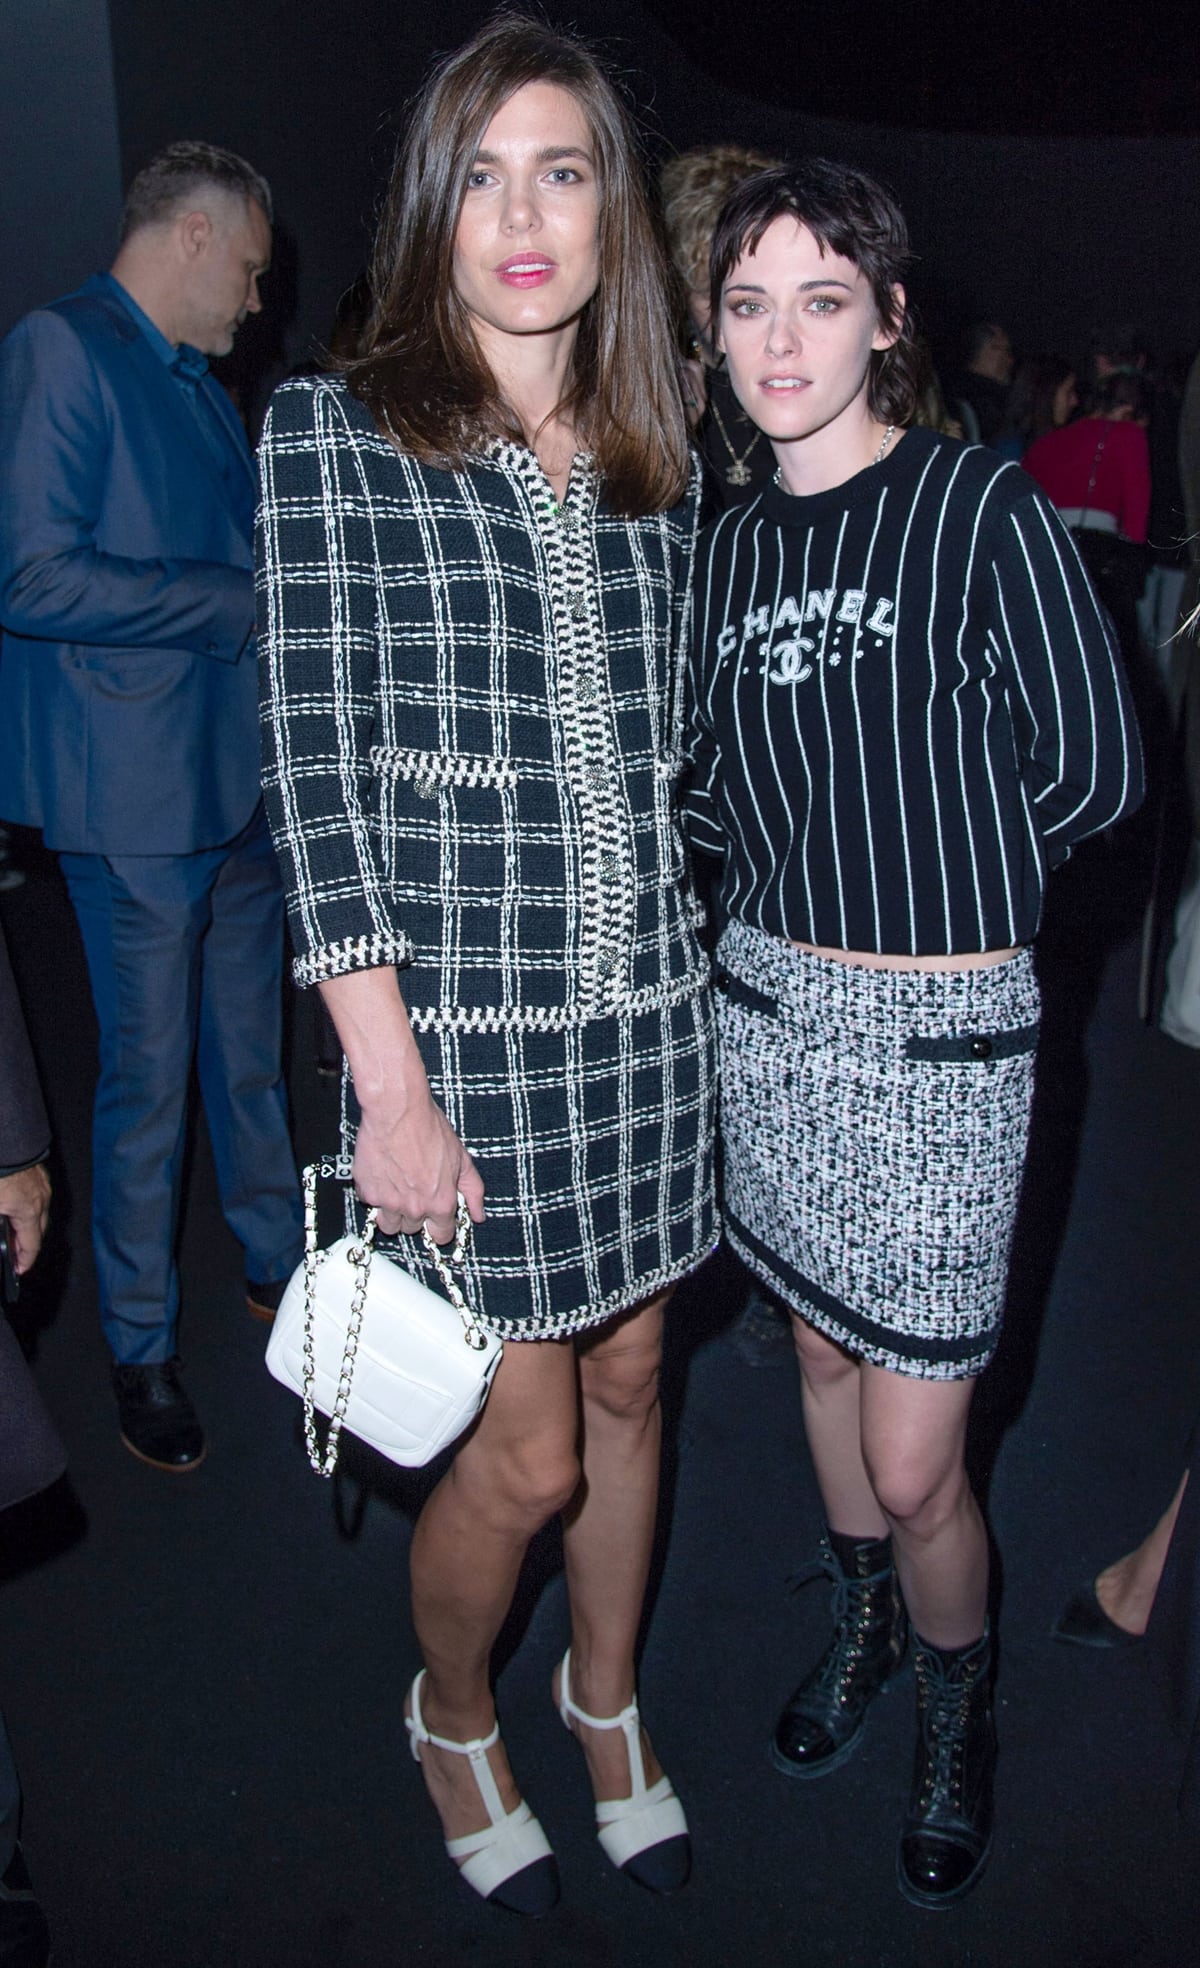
[{"left": 708, "top": 391, "right": 764, "bottom": 487}]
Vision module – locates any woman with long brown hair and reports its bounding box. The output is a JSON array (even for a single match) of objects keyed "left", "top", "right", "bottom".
[{"left": 256, "top": 13, "right": 715, "bottom": 1918}]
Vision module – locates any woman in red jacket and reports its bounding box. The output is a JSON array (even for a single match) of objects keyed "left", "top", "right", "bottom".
[{"left": 1023, "top": 369, "right": 1151, "bottom": 657}]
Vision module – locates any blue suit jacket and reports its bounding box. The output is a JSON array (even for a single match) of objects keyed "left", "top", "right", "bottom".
[{"left": 0, "top": 276, "right": 261, "bottom": 854}]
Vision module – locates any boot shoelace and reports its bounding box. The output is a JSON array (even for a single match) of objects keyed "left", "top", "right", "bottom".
[
  {"left": 914, "top": 1653, "right": 978, "bottom": 1808},
  {"left": 787, "top": 1540, "right": 894, "bottom": 1702}
]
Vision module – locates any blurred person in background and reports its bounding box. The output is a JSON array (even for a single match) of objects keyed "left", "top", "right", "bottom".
[
  {"left": 910, "top": 337, "right": 964, "bottom": 442},
  {"left": 994, "top": 354, "right": 1077, "bottom": 462},
  {"left": 1157, "top": 348, "right": 1200, "bottom": 1047},
  {"left": 0, "top": 919, "right": 61, "bottom": 1968},
  {"left": 660, "top": 144, "right": 780, "bottom": 510},
  {"left": 0, "top": 142, "right": 303, "bottom": 1473},
  {"left": 1023, "top": 367, "right": 1152, "bottom": 669},
  {"left": 948, "top": 319, "right": 1014, "bottom": 446}
]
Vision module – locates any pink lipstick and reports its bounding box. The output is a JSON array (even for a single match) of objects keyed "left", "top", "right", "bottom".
[{"left": 495, "top": 255, "right": 557, "bottom": 288}]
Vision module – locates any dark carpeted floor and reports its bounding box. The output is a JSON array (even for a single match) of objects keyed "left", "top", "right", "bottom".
[{"left": 1, "top": 830, "right": 1198, "bottom": 1968}]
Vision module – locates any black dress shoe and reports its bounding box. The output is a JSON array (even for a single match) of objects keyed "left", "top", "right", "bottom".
[
  {"left": 0, "top": 1844, "right": 51, "bottom": 1967},
  {"left": 112, "top": 1358, "right": 206, "bottom": 1471},
  {"left": 1051, "top": 1580, "right": 1143, "bottom": 1649},
  {"left": 897, "top": 1631, "right": 995, "bottom": 1910},
  {"left": 245, "top": 1277, "right": 289, "bottom": 1323}
]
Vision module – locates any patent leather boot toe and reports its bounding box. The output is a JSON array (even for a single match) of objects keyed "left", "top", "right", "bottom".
[
  {"left": 772, "top": 1530, "right": 908, "bottom": 1779},
  {"left": 897, "top": 1628, "right": 995, "bottom": 1909}
]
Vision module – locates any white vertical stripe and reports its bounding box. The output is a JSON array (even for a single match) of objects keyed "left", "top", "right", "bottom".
[{"left": 686, "top": 430, "right": 1140, "bottom": 955}]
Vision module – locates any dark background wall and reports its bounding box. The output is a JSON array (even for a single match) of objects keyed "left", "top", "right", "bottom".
[
  {"left": 0, "top": 0, "right": 122, "bottom": 333},
  {"left": 6, "top": 0, "right": 1200, "bottom": 380}
]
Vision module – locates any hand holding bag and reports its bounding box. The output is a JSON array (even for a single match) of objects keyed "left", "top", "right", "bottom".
[{"left": 266, "top": 1159, "right": 502, "bottom": 1476}]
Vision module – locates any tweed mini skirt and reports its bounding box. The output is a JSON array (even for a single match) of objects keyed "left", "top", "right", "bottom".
[
  {"left": 342, "top": 987, "right": 718, "bottom": 1341},
  {"left": 715, "top": 919, "right": 1040, "bottom": 1380}
]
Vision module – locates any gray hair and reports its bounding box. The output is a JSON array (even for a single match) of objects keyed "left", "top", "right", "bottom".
[{"left": 119, "top": 141, "right": 273, "bottom": 242}]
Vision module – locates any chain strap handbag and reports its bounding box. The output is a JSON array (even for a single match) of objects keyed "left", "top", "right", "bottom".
[{"left": 266, "top": 1158, "right": 502, "bottom": 1476}]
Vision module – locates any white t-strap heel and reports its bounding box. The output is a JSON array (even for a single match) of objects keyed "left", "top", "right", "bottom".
[
  {"left": 556, "top": 1648, "right": 691, "bottom": 1892},
  {"left": 406, "top": 1670, "right": 559, "bottom": 1915}
]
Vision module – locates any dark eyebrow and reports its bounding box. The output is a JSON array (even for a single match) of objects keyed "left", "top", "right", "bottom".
[
  {"left": 472, "top": 145, "right": 593, "bottom": 165},
  {"left": 724, "top": 277, "right": 855, "bottom": 295}
]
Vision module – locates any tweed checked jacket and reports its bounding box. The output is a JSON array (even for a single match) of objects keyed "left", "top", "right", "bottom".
[{"left": 256, "top": 377, "right": 708, "bottom": 1035}]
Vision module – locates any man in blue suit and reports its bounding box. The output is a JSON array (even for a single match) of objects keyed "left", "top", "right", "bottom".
[{"left": 0, "top": 142, "right": 303, "bottom": 1472}]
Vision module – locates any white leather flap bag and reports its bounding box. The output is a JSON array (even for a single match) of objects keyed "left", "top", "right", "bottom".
[{"left": 266, "top": 1159, "right": 502, "bottom": 1476}]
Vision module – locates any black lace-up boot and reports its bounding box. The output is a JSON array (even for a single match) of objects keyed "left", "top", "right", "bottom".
[
  {"left": 897, "top": 1627, "right": 995, "bottom": 1908},
  {"left": 771, "top": 1530, "right": 908, "bottom": 1779}
]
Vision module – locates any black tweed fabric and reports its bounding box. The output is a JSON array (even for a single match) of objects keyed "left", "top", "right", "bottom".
[
  {"left": 256, "top": 375, "right": 718, "bottom": 1338},
  {"left": 343, "top": 992, "right": 718, "bottom": 1339}
]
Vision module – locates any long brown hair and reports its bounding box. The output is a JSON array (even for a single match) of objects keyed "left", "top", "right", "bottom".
[{"left": 347, "top": 12, "right": 689, "bottom": 516}]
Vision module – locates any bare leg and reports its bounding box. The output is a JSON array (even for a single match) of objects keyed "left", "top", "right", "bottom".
[
  {"left": 558, "top": 1292, "right": 670, "bottom": 1802},
  {"left": 790, "top": 1315, "right": 888, "bottom": 1539},
  {"left": 859, "top": 1364, "right": 986, "bottom": 1647},
  {"left": 1095, "top": 1471, "right": 1189, "bottom": 1635},
  {"left": 407, "top": 1336, "right": 580, "bottom": 1846},
  {"left": 790, "top": 1315, "right": 984, "bottom": 1644}
]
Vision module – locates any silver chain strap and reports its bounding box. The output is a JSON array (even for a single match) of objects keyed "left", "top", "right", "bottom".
[{"left": 299, "top": 1158, "right": 486, "bottom": 1479}]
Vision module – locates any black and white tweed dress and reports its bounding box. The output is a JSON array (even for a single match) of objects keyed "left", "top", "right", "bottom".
[{"left": 256, "top": 378, "right": 717, "bottom": 1340}]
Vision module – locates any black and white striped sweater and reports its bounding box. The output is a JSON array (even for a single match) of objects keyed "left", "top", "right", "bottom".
[{"left": 683, "top": 425, "right": 1143, "bottom": 955}]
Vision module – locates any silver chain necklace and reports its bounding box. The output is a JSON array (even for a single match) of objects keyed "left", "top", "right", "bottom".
[{"left": 774, "top": 423, "right": 896, "bottom": 490}]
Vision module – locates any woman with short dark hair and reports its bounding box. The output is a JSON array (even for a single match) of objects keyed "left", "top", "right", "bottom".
[
  {"left": 686, "top": 157, "right": 1142, "bottom": 1908},
  {"left": 257, "top": 15, "right": 715, "bottom": 1916}
]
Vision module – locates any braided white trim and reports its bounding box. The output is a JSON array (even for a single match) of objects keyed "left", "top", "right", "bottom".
[
  {"left": 405, "top": 962, "right": 710, "bottom": 1036},
  {"left": 478, "top": 1234, "right": 721, "bottom": 1342},
  {"left": 294, "top": 930, "right": 414, "bottom": 987},
  {"left": 369, "top": 746, "right": 519, "bottom": 793}
]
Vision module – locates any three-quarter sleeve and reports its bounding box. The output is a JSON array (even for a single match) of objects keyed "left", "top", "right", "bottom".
[
  {"left": 256, "top": 378, "right": 413, "bottom": 987},
  {"left": 991, "top": 488, "right": 1144, "bottom": 865}
]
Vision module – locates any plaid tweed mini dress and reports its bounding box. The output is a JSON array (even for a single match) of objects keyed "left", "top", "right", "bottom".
[{"left": 257, "top": 379, "right": 717, "bottom": 1340}]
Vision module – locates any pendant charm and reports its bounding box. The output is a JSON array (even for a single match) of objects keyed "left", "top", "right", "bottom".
[{"left": 726, "top": 460, "right": 752, "bottom": 487}]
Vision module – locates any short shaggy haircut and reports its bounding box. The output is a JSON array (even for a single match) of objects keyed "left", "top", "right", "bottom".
[
  {"left": 659, "top": 145, "right": 781, "bottom": 292},
  {"left": 120, "top": 141, "right": 273, "bottom": 243},
  {"left": 709, "top": 158, "right": 921, "bottom": 429}
]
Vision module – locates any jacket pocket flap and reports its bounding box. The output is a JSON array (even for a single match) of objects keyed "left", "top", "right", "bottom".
[{"left": 369, "top": 747, "right": 518, "bottom": 793}]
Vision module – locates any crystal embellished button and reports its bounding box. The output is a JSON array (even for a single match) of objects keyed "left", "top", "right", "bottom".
[
  {"left": 596, "top": 944, "right": 617, "bottom": 975},
  {"left": 600, "top": 851, "right": 620, "bottom": 883}
]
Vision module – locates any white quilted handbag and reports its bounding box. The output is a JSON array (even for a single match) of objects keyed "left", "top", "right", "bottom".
[{"left": 266, "top": 1159, "right": 501, "bottom": 1476}]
